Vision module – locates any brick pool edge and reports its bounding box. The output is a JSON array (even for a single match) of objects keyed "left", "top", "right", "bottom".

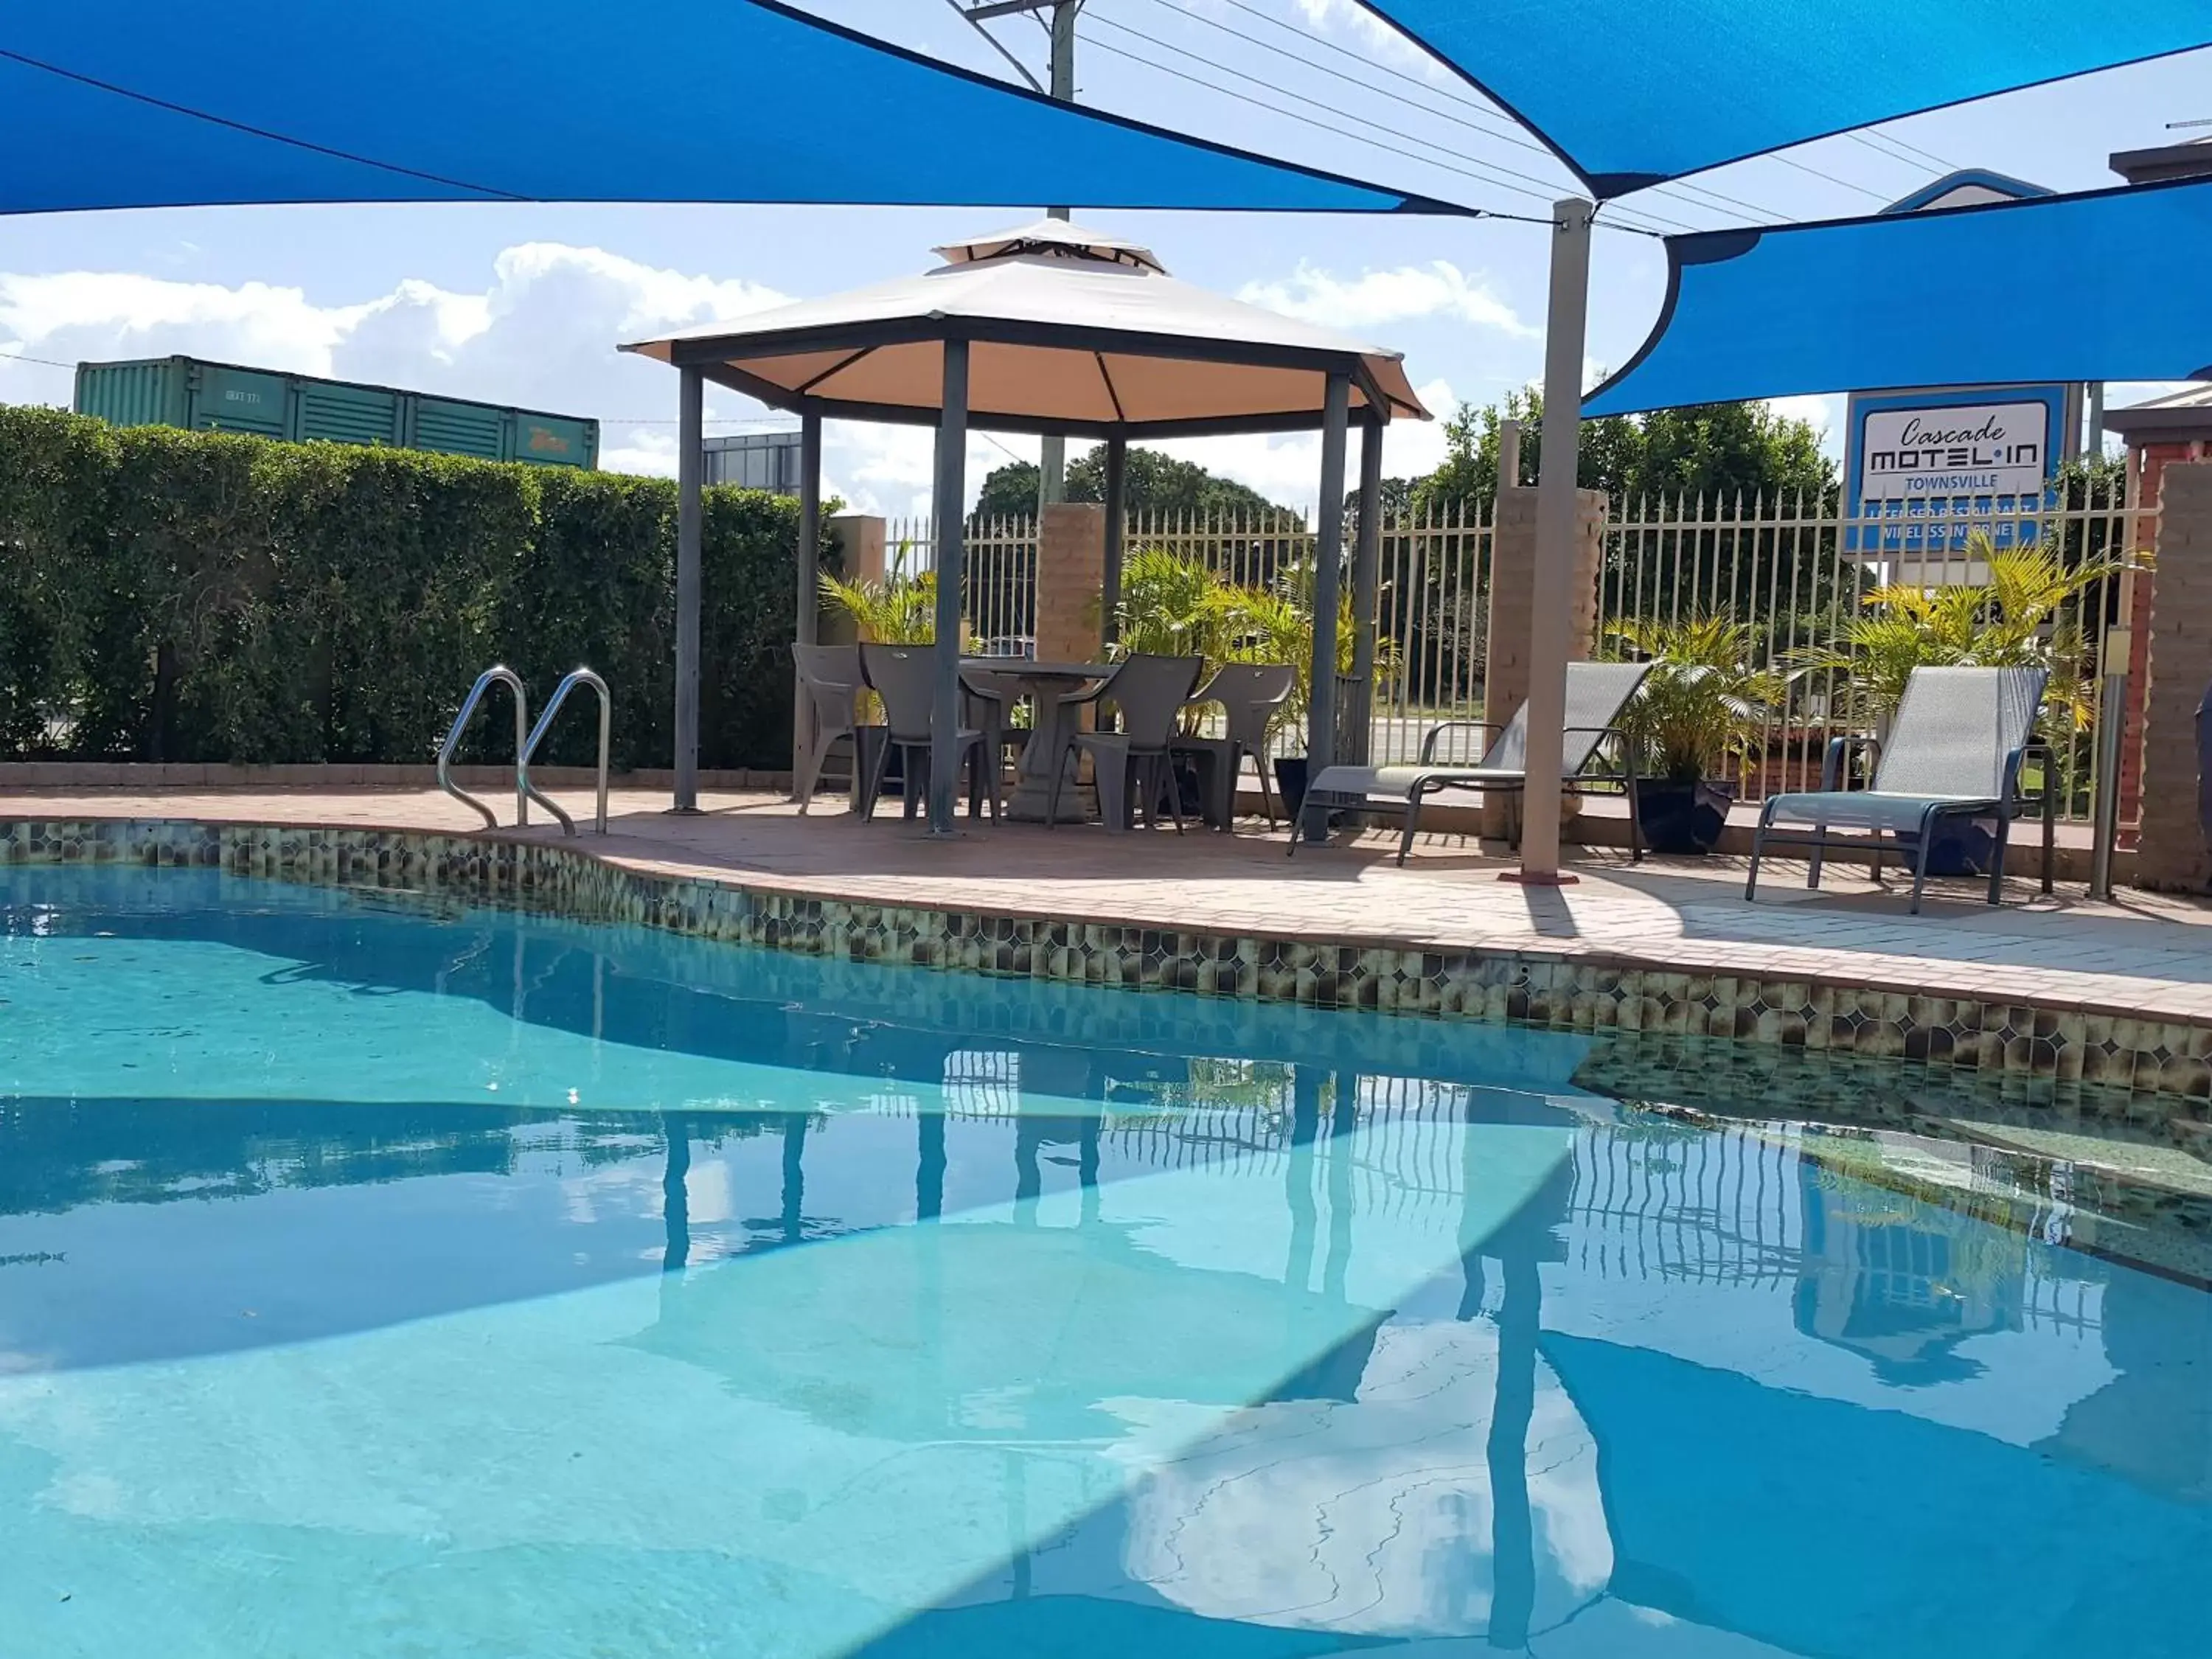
[{"left": 7, "top": 815, "right": 2209, "bottom": 1103}]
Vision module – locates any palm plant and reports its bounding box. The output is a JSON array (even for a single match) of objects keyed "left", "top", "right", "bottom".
[
  {"left": 1111, "top": 546, "right": 1245, "bottom": 665},
  {"left": 1792, "top": 533, "right": 2118, "bottom": 731},
  {"left": 1222, "top": 571, "right": 1366, "bottom": 754},
  {"left": 1606, "top": 613, "right": 1784, "bottom": 785},
  {"left": 818, "top": 538, "right": 945, "bottom": 644},
  {"left": 1109, "top": 543, "right": 1399, "bottom": 755}
]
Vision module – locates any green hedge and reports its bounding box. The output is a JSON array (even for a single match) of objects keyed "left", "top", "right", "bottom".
[{"left": 0, "top": 406, "right": 830, "bottom": 770}]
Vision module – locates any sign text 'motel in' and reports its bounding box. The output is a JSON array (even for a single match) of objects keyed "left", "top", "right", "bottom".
[
  {"left": 1860, "top": 400, "right": 2048, "bottom": 502},
  {"left": 1844, "top": 386, "right": 2070, "bottom": 557}
]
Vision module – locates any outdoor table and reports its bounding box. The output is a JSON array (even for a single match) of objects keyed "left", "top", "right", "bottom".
[{"left": 960, "top": 658, "right": 1111, "bottom": 824}]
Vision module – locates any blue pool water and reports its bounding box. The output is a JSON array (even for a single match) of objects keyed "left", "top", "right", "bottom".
[{"left": 1, "top": 866, "right": 2207, "bottom": 1658}]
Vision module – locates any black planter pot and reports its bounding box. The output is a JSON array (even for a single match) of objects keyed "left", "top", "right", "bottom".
[
  {"left": 1898, "top": 821, "right": 1996, "bottom": 877},
  {"left": 1275, "top": 755, "right": 1310, "bottom": 823},
  {"left": 1632, "top": 777, "right": 1732, "bottom": 855}
]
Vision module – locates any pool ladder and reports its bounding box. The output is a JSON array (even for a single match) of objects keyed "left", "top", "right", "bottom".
[{"left": 437, "top": 665, "right": 611, "bottom": 835}]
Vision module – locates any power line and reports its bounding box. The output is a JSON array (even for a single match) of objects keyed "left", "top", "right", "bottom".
[
  {"left": 1762, "top": 149, "right": 1891, "bottom": 202},
  {"left": 1137, "top": 0, "right": 1557, "bottom": 160},
  {"left": 1143, "top": 0, "right": 1904, "bottom": 218},
  {"left": 1079, "top": 22, "right": 1683, "bottom": 233},
  {"left": 1130, "top": 0, "right": 1786, "bottom": 226},
  {"left": 1846, "top": 127, "right": 1961, "bottom": 174},
  {"left": 0, "top": 348, "right": 77, "bottom": 370}
]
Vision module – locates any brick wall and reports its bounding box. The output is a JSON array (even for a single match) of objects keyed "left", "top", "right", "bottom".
[
  {"left": 1034, "top": 503, "right": 1104, "bottom": 667},
  {"left": 2135, "top": 461, "right": 2212, "bottom": 890},
  {"left": 1478, "top": 484, "right": 1606, "bottom": 835}
]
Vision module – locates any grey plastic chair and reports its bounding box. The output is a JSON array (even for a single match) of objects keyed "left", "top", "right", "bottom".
[
  {"left": 1172, "top": 662, "right": 1295, "bottom": 830},
  {"left": 1293, "top": 660, "right": 1651, "bottom": 864},
  {"left": 960, "top": 666, "right": 1024, "bottom": 817},
  {"left": 1747, "top": 665, "right": 2050, "bottom": 914},
  {"left": 858, "top": 644, "right": 999, "bottom": 823},
  {"left": 791, "top": 643, "right": 866, "bottom": 815},
  {"left": 1046, "top": 653, "right": 1206, "bottom": 832}
]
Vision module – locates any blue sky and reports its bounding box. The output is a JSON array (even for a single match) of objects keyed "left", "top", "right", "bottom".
[{"left": 1, "top": 0, "right": 2203, "bottom": 512}]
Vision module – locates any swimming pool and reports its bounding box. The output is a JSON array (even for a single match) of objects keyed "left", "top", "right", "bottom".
[{"left": 2, "top": 864, "right": 2207, "bottom": 1658}]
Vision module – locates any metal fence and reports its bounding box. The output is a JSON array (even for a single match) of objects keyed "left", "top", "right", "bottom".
[
  {"left": 888, "top": 486, "right": 2154, "bottom": 818},
  {"left": 1596, "top": 488, "right": 2156, "bottom": 818}
]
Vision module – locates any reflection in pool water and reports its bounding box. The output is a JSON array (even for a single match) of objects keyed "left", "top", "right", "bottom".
[{"left": 1, "top": 867, "right": 2206, "bottom": 1657}]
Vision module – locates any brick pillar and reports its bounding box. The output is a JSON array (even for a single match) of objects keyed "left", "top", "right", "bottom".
[
  {"left": 2117, "top": 566, "right": 2153, "bottom": 849},
  {"left": 1034, "top": 502, "right": 1105, "bottom": 665},
  {"left": 2118, "top": 442, "right": 2202, "bottom": 845},
  {"left": 1480, "top": 484, "right": 1606, "bottom": 837},
  {"left": 2134, "top": 462, "right": 2212, "bottom": 891},
  {"left": 821, "top": 514, "right": 886, "bottom": 644}
]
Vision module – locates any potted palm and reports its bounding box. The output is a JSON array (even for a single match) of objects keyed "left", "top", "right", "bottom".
[{"left": 1608, "top": 613, "right": 1781, "bottom": 855}]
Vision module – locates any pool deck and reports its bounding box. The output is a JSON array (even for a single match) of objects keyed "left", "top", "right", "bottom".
[{"left": 4, "top": 782, "right": 2208, "bottom": 1030}]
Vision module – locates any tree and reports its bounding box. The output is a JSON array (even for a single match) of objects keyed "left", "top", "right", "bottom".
[
  {"left": 1413, "top": 388, "right": 1844, "bottom": 628},
  {"left": 970, "top": 444, "right": 1298, "bottom": 521},
  {"left": 1415, "top": 388, "right": 1834, "bottom": 511}
]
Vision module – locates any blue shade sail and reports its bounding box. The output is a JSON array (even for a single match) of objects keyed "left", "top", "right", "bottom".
[
  {"left": 1585, "top": 175, "right": 2212, "bottom": 414},
  {"left": 0, "top": 0, "right": 1439, "bottom": 216},
  {"left": 1354, "top": 1, "right": 2212, "bottom": 195}
]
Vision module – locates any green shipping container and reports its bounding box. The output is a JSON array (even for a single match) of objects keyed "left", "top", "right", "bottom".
[{"left": 73, "top": 355, "right": 598, "bottom": 469}]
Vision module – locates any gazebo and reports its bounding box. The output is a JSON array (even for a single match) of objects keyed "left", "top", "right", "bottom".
[{"left": 623, "top": 220, "right": 1429, "bottom": 831}]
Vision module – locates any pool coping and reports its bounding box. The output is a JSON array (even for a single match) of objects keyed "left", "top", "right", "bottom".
[{"left": 7, "top": 812, "right": 2212, "bottom": 1107}]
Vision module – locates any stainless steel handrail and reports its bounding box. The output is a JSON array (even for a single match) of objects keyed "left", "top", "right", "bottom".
[
  {"left": 437, "top": 666, "right": 530, "bottom": 830},
  {"left": 519, "top": 667, "right": 611, "bottom": 835}
]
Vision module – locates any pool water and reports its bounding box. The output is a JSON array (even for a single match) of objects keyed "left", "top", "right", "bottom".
[{"left": 1, "top": 866, "right": 2206, "bottom": 1658}]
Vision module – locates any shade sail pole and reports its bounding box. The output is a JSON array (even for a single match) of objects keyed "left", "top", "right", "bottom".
[
  {"left": 1512, "top": 198, "right": 1593, "bottom": 885},
  {"left": 672, "top": 366, "right": 704, "bottom": 813},
  {"left": 1306, "top": 370, "right": 1352, "bottom": 790},
  {"left": 1347, "top": 414, "right": 1384, "bottom": 766},
  {"left": 789, "top": 411, "right": 824, "bottom": 796},
  {"left": 1102, "top": 434, "right": 1128, "bottom": 641},
  {"left": 929, "top": 339, "right": 971, "bottom": 836}
]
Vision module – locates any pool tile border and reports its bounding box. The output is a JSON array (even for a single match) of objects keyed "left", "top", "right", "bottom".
[{"left": 7, "top": 815, "right": 2211, "bottom": 1105}]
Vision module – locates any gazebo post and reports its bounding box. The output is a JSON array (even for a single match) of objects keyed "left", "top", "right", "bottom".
[
  {"left": 928, "top": 339, "right": 971, "bottom": 835},
  {"left": 672, "top": 366, "right": 704, "bottom": 813},
  {"left": 1347, "top": 413, "right": 1384, "bottom": 766},
  {"left": 1512, "top": 196, "right": 1594, "bottom": 884},
  {"left": 1102, "top": 433, "right": 1128, "bottom": 640},
  {"left": 1304, "top": 370, "right": 1352, "bottom": 796},
  {"left": 790, "top": 411, "right": 823, "bottom": 798}
]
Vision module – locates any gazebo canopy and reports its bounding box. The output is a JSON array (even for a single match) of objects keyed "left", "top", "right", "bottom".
[{"left": 622, "top": 220, "right": 1430, "bottom": 439}]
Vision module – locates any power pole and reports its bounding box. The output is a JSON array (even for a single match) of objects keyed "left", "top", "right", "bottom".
[
  {"left": 952, "top": 0, "right": 1082, "bottom": 509},
  {"left": 1037, "top": 2, "right": 1078, "bottom": 508}
]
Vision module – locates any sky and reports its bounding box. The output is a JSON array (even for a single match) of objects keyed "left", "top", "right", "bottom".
[{"left": 1, "top": 0, "right": 2205, "bottom": 516}]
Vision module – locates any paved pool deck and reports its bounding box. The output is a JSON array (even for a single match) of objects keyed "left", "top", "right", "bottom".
[{"left": 4, "top": 783, "right": 2208, "bottom": 1030}]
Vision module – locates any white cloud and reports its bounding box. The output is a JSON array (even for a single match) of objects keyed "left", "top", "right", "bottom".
[
  {"left": 1766, "top": 392, "right": 1840, "bottom": 436},
  {"left": 0, "top": 243, "right": 834, "bottom": 484},
  {"left": 0, "top": 243, "right": 1471, "bottom": 518},
  {"left": 1284, "top": 0, "right": 1458, "bottom": 77},
  {"left": 1240, "top": 260, "right": 1534, "bottom": 337},
  {"left": 1150, "top": 375, "right": 1459, "bottom": 512}
]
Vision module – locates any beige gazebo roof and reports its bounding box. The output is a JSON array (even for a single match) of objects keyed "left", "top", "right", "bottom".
[{"left": 621, "top": 220, "right": 1429, "bottom": 439}]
